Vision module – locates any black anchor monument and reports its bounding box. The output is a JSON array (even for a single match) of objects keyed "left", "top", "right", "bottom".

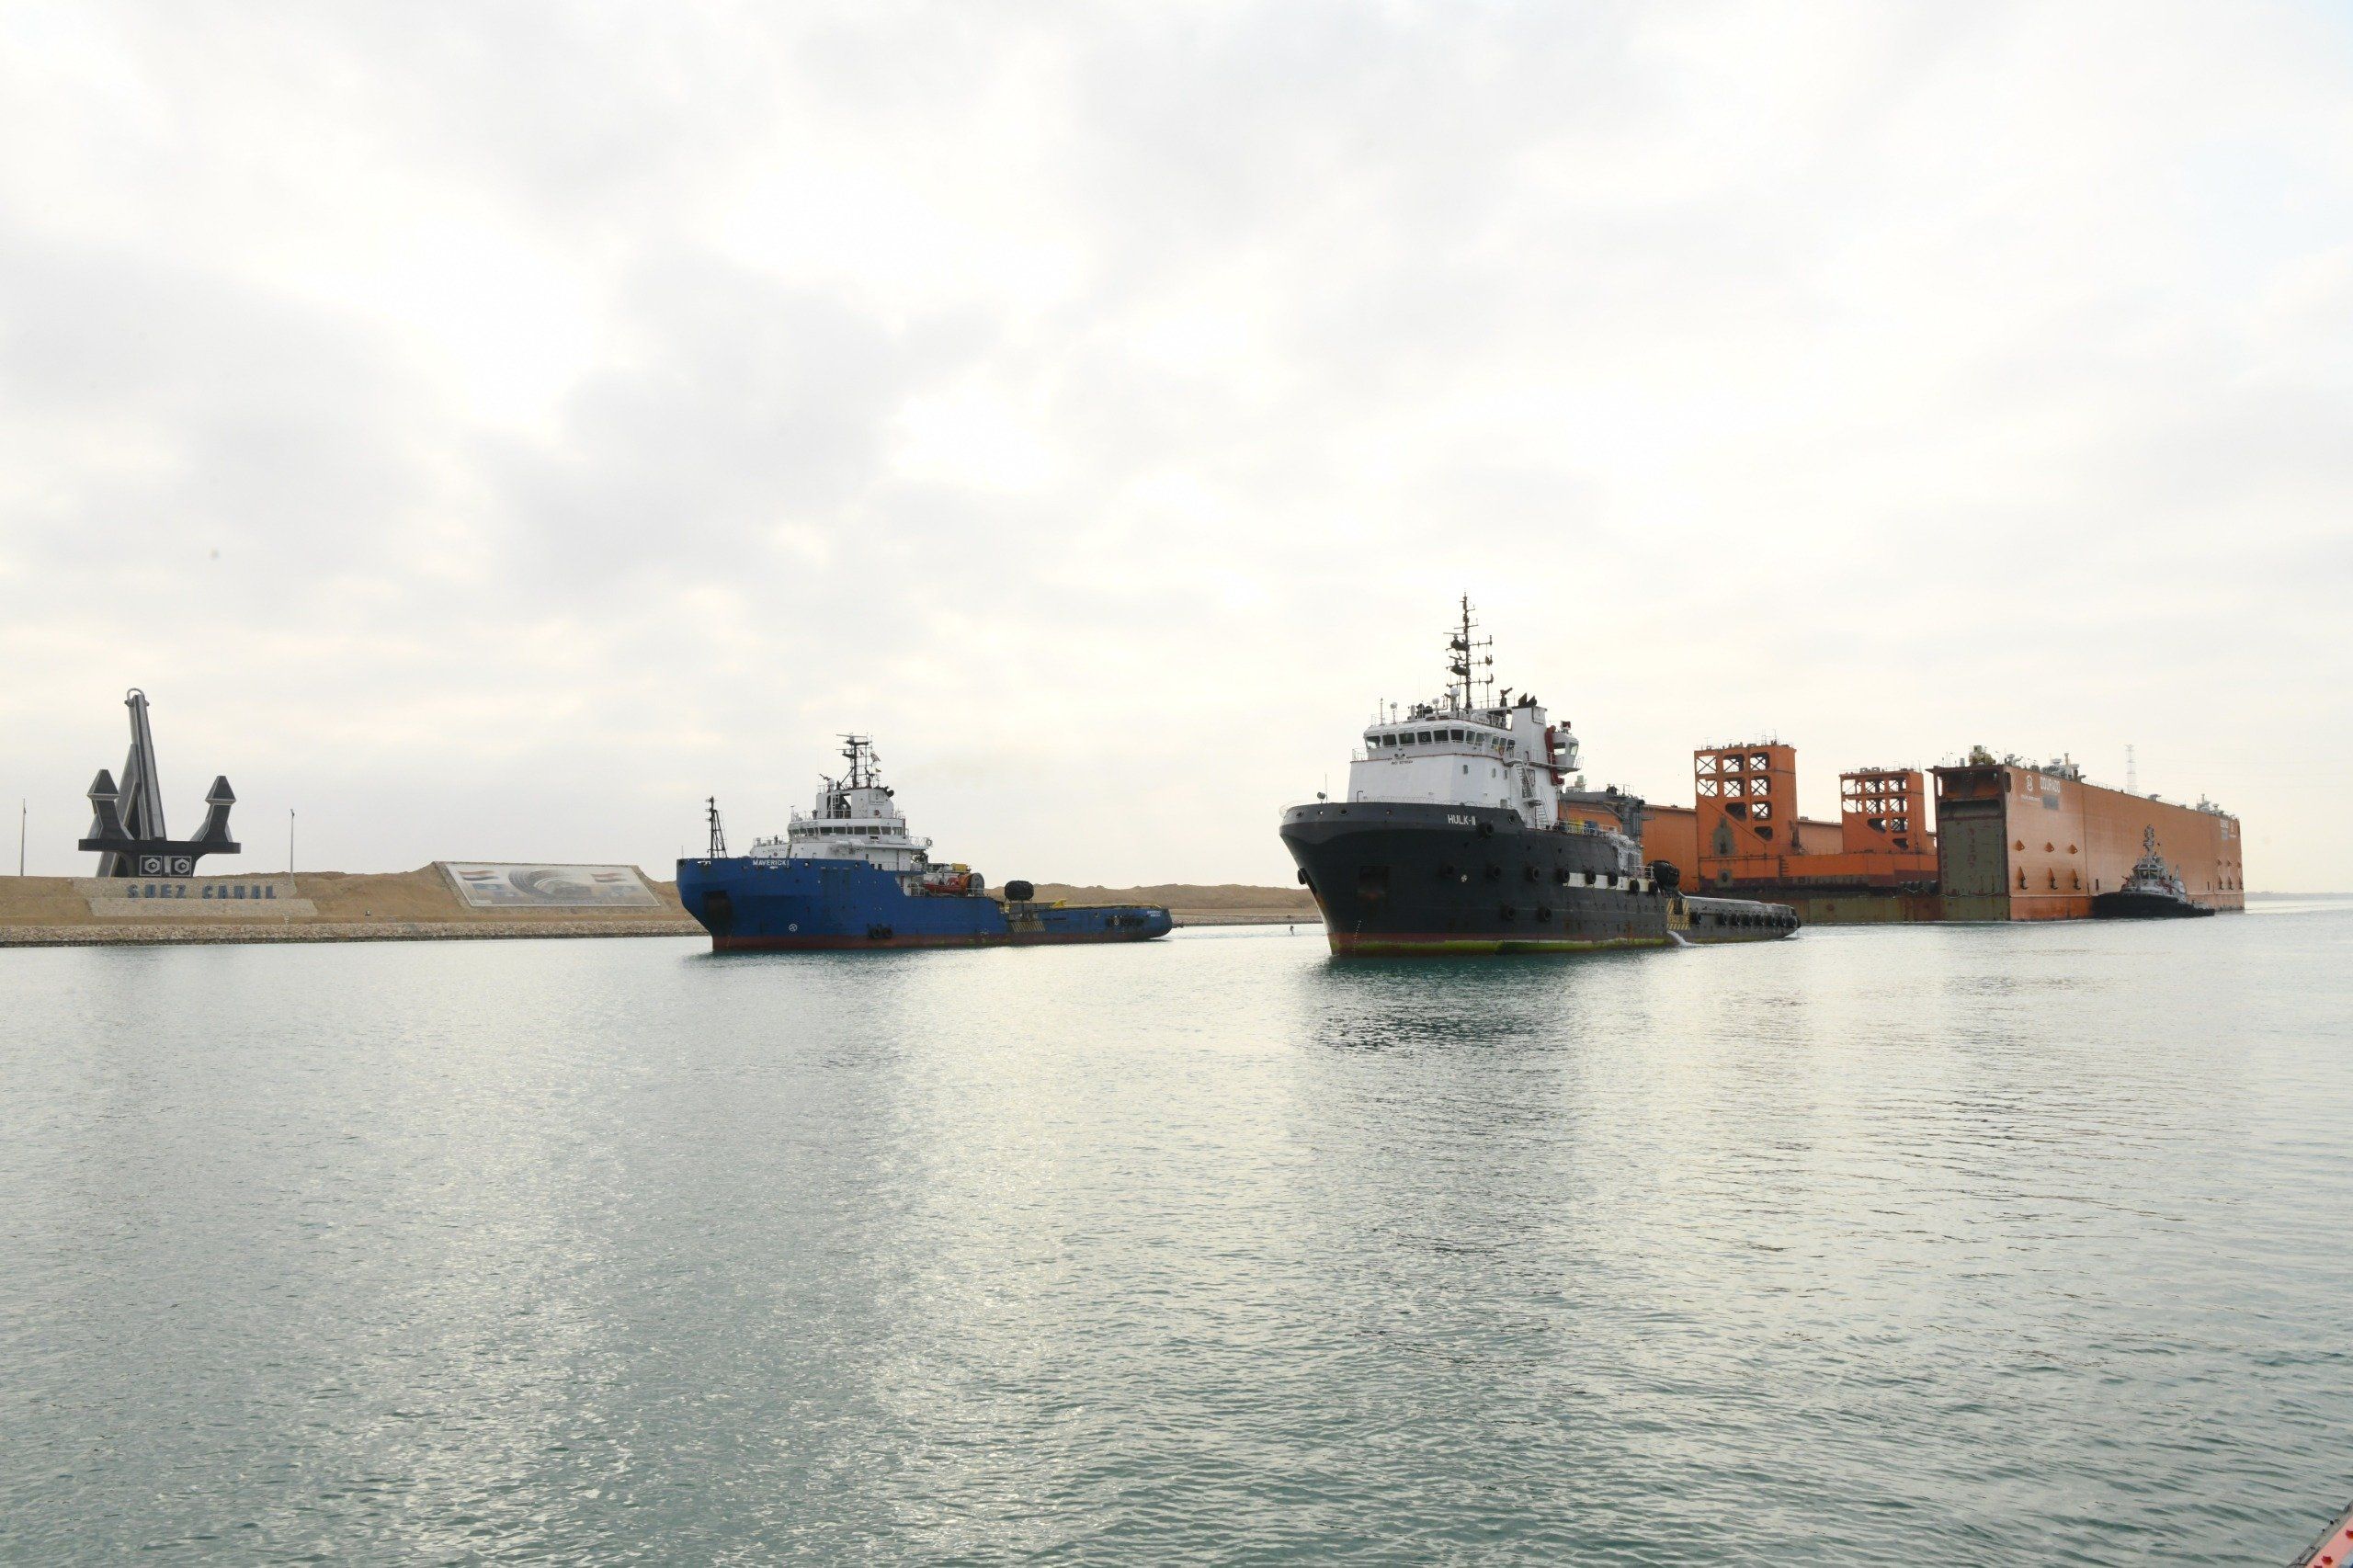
[{"left": 78, "top": 689, "right": 240, "bottom": 878}]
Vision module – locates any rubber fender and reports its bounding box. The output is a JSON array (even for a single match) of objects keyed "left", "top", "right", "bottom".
[
  {"left": 1649, "top": 859, "right": 1682, "bottom": 892},
  {"left": 1005, "top": 879, "right": 1036, "bottom": 903}
]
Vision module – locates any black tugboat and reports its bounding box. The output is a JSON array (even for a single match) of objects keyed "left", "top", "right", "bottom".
[
  {"left": 1279, "top": 600, "right": 1799, "bottom": 956},
  {"left": 2092, "top": 827, "right": 2216, "bottom": 919}
]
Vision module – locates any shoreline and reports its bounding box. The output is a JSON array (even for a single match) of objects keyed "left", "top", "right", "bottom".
[
  {"left": 0, "top": 869, "right": 1319, "bottom": 948},
  {"left": 0, "top": 919, "right": 699, "bottom": 948},
  {"left": 0, "top": 913, "right": 1311, "bottom": 947}
]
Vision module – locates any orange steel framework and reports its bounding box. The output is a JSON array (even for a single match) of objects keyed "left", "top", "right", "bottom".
[
  {"left": 1800, "top": 767, "right": 1940, "bottom": 885},
  {"left": 1841, "top": 768, "right": 1925, "bottom": 855},
  {"left": 1692, "top": 744, "right": 1797, "bottom": 887},
  {"left": 1686, "top": 744, "right": 1931, "bottom": 890}
]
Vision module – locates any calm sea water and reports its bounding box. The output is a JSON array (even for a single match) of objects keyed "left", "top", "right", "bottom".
[{"left": 4, "top": 904, "right": 2350, "bottom": 1565}]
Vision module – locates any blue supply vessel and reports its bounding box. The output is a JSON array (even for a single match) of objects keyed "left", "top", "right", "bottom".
[{"left": 677, "top": 736, "right": 1173, "bottom": 951}]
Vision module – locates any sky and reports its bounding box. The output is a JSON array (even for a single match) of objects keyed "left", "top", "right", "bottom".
[{"left": 2, "top": 0, "right": 2348, "bottom": 890}]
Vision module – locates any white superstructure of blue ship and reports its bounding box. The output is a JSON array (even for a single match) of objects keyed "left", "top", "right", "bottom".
[{"left": 676, "top": 736, "right": 1172, "bottom": 950}]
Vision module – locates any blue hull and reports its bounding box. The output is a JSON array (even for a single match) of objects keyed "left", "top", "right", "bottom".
[{"left": 675, "top": 858, "right": 1173, "bottom": 950}]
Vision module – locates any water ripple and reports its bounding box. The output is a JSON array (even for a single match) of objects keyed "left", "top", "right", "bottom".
[{"left": 2, "top": 907, "right": 2349, "bottom": 1562}]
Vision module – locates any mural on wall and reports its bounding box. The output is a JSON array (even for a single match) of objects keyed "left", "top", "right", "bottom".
[{"left": 438, "top": 863, "right": 662, "bottom": 909}]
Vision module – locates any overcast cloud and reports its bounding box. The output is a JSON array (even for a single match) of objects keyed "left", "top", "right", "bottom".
[{"left": 2, "top": 0, "right": 2347, "bottom": 887}]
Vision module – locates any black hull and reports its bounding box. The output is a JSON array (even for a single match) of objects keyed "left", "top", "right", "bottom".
[
  {"left": 2092, "top": 891, "right": 2216, "bottom": 919},
  {"left": 1280, "top": 801, "right": 1796, "bottom": 955}
]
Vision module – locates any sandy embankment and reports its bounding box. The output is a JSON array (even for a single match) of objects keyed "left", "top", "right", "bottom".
[
  {"left": 0, "top": 869, "right": 1316, "bottom": 946},
  {"left": 0, "top": 868, "right": 699, "bottom": 947},
  {"left": 1021, "top": 883, "right": 1319, "bottom": 927}
]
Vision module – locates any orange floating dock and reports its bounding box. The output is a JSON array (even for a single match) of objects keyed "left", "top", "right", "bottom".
[
  {"left": 1627, "top": 742, "right": 2242, "bottom": 923},
  {"left": 2290, "top": 1500, "right": 2353, "bottom": 1568}
]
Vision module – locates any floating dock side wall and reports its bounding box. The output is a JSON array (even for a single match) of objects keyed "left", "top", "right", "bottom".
[{"left": 1931, "top": 762, "right": 2245, "bottom": 919}]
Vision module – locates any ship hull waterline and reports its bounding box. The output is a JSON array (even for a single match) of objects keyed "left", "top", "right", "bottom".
[{"left": 710, "top": 927, "right": 1172, "bottom": 951}]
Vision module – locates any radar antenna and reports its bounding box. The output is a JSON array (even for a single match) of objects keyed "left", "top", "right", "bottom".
[
  {"left": 840, "top": 734, "right": 875, "bottom": 790},
  {"left": 1446, "top": 595, "right": 1494, "bottom": 712}
]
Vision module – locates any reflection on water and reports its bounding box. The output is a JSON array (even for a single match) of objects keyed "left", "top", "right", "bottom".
[{"left": 3, "top": 903, "right": 2351, "bottom": 1562}]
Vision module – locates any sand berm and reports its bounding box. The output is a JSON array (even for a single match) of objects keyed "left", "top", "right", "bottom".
[{"left": 0, "top": 869, "right": 1316, "bottom": 946}]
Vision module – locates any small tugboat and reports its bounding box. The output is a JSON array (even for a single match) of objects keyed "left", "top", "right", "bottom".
[
  {"left": 2092, "top": 826, "right": 2216, "bottom": 919},
  {"left": 677, "top": 736, "right": 1172, "bottom": 950},
  {"left": 1279, "top": 599, "right": 1799, "bottom": 955}
]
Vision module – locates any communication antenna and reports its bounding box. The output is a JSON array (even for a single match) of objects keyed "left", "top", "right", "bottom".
[
  {"left": 706, "top": 797, "right": 728, "bottom": 858},
  {"left": 2126, "top": 744, "right": 2137, "bottom": 795},
  {"left": 840, "top": 734, "right": 875, "bottom": 790},
  {"left": 1446, "top": 595, "right": 1494, "bottom": 711}
]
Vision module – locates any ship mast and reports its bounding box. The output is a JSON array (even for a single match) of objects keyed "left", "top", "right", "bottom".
[
  {"left": 841, "top": 733, "right": 875, "bottom": 790},
  {"left": 1446, "top": 595, "right": 1493, "bottom": 714},
  {"left": 706, "top": 796, "right": 728, "bottom": 858}
]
